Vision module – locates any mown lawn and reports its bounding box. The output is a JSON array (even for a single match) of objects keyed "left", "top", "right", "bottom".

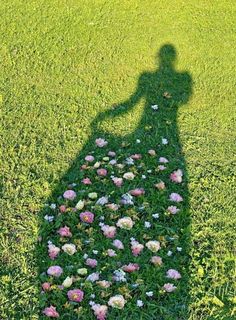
[{"left": 0, "top": 1, "right": 235, "bottom": 319}]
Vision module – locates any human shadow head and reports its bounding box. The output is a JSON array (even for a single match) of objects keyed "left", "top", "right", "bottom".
[{"left": 157, "top": 43, "right": 177, "bottom": 70}]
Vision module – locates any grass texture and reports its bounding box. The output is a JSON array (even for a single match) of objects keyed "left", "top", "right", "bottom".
[{"left": 0, "top": 0, "right": 235, "bottom": 319}]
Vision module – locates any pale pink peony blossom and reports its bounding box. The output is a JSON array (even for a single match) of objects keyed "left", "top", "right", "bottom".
[
  {"left": 112, "top": 239, "right": 124, "bottom": 250},
  {"left": 86, "top": 258, "right": 98, "bottom": 268},
  {"left": 155, "top": 181, "right": 166, "bottom": 190},
  {"left": 108, "top": 151, "right": 116, "bottom": 157},
  {"left": 48, "top": 243, "right": 60, "bottom": 260},
  {"left": 97, "top": 168, "right": 107, "bottom": 176},
  {"left": 159, "top": 157, "right": 169, "bottom": 163},
  {"left": 95, "top": 138, "right": 108, "bottom": 148},
  {"left": 131, "top": 241, "right": 144, "bottom": 256},
  {"left": 167, "top": 205, "right": 180, "bottom": 214},
  {"left": 85, "top": 155, "right": 95, "bottom": 162},
  {"left": 63, "top": 189, "right": 76, "bottom": 200},
  {"left": 91, "top": 304, "right": 108, "bottom": 320},
  {"left": 170, "top": 169, "right": 183, "bottom": 183},
  {"left": 47, "top": 266, "right": 63, "bottom": 277},
  {"left": 96, "top": 280, "right": 112, "bottom": 288},
  {"left": 150, "top": 256, "right": 163, "bottom": 266},
  {"left": 112, "top": 177, "right": 123, "bottom": 187},
  {"left": 107, "top": 249, "right": 117, "bottom": 257},
  {"left": 82, "top": 177, "right": 92, "bottom": 185},
  {"left": 42, "top": 306, "right": 59, "bottom": 318},
  {"left": 129, "top": 188, "right": 145, "bottom": 196},
  {"left": 101, "top": 225, "right": 116, "bottom": 238},
  {"left": 59, "top": 205, "right": 66, "bottom": 213},
  {"left": 106, "top": 203, "right": 120, "bottom": 211},
  {"left": 169, "top": 193, "right": 183, "bottom": 202},
  {"left": 122, "top": 263, "right": 140, "bottom": 273},
  {"left": 42, "top": 282, "right": 51, "bottom": 291},
  {"left": 166, "top": 269, "right": 181, "bottom": 280},
  {"left": 163, "top": 283, "right": 177, "bottom": 292},
  {"left": 130, "top": 154, "right": 142, "bottom": 160}
]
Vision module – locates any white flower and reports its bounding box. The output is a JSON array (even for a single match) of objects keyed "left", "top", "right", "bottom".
[
  {"left": 117, "top": 217, "right": 134, "bottom": 230},
  {"left": 113, "top": 269, "right": 126, "bottom": 282},
  {"left": 83, "top": 253, "right": 88, "bottom": 259},
  {"left": 123, "top": 172, "right": 135, "bottom": 180},
  {"left": 50, "top": 203, "right": 56, "bottom": 209},
  {"left": 152, "top": 213, "right": 159, "bottom": 219},
  {"left": 44, "top": 215, "right": 54, "bottom": 222},
  {"left": 86, "top": 272, "right": 100, "bottom": 282},
  {"left": 125, "top": 157, "right": 134, "bottom": 165},
  {"left": 146, "top": 291, "right": 153, "bottom": 297},
  {"left": 177, "top": 247, "right": 182, "bottom": 252},
  {"left": 167, "top": 250, "right": 173, "bottom": 256},
  {"left": 62, "top": 276, "right": 73, "bottom": 288},
  {"left": 108, "top": 295, "right": 126, "bottom": 309},
  {"left": 88, "top": 192, "right": 98, "bottom": 200},
  {"left": 120, "top": 193, "right": 134, "bottom": 205},
  {"left": 142, "top": 175, "right": 146, "bottom": 179},
  {"left": 75, "top": 200, "right": 85, "bottom": 210},
  {"left": 151, "top": 104, "right": 158, "bottom": 110},
  {"left": 146, "top": 240, "right": 161, "bottom": 252},
  {"left": 144, "top": 221, "right": 151, "bottom": 228},
  {"left": 96, "top": 196, "right": 108, "bottom": 206},
  {"left": 162, "top": 138, "right": 168, "bottom": 145},
  {"left": 93, "top": 250, "right": 98, "bottom": 255},
  {"left": 137, "top": 300, "right": 144, "bottom": 307},
  {"left": 136, "top": 139, "right": 141, "bottom": 143},
  {"left": 62, "top": 243, "right": 77, "bottom": 255}
]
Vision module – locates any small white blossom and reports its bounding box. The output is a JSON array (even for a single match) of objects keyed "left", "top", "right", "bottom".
[
  {"left": 136, "top": 139, "right": 141, "bottom": 143},
  {"left": 145, "top": 221, "right": 151, "bottom": 228},
  {"left": 152, "top": 213, "right": 159, "bottom": 219},
  {"left": 177, "top": 247, "right": 182, "bottom": 252},
  {"left": 146, "top": 291, "right": 154, "bottom": 297},
  {"left": 167, "top": 250, "right": 173, "bottom": 256},
  {"left": 151, "top": 104, "right": 159, "bottom": 110},
  {"left": 44, "top": 215, "right": 54, "bottom": 222},
  {"left": 50, "top": 203, "right": 56, "bottom": 210},
  {"left": 137, "top": 300, "right": 144, "bottom": 307},
  {"left": 162, "top": 138, "right": 168, "bottom": 145}
]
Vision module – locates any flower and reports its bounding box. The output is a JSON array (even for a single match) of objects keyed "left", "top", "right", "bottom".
[
  {"left": 155, "top": 181, "right": 165, "bottom": 190},
  {"left": 80, "top": 211, "right": 94, "bottom": 223},
  {"left": 112, "top": 177, "right": 123, "bottom": 187},
  {"left": 96, "top": 197, "right": 108, "bottom": 206},
  {"left": 113, "top": 269, "right": 126, "bottom": 282},
  {"left": 85, "top": 155, "right": 95, "bottom": 162},
  {"left": 112, "top": 239, "right": 124, "bottom": 250},
  {"left": 97, "top": 168, "right": 107, "bottom": 176},
  {"left": 162, "top": 138, "right": 168, "bottom": 145},
  {"left": 117, "top": 217, "right": 134, "bottom": 230},
  {"left": 158, "top": 165, "right": 166, "bottom": 171},
  {"left": 108, "top": 151, "right": 116, "bottom": 157},
  {"left": 48, "top": 243, "right": 60, "bottom": 260},
  {"left": 146, "top": 240, "right": 161, "bottom": 252},
  {"left": 166, "top": 269, "right": 181, "bottom": 280},
  {"left": 42, "top": 306, "right": 59, "bottom": 318},
  {"left": 107, "top": 249, "right": 116, "bottom": 257},
  {"left": 150, "top": 256, "right": 163, "bottom": 266},
  {"left": 137, "top": 300, "right": 144, "bottom": 307},
  {"left": 95, "top": 138, "right": 108, "bottom": 147},
  {"left": 151, "top": 104, "right": 158, "bottom": 110},
  {"left": 96, "top": 280, "right": 112, "bottom": 288},
  {"left": 67, "top": 289, "right": 84, "bottom": 302},
  {"left": 42, "top": 282, "right": 51, "bottom": 291},
  {"left": 57, "top": 226, "right": 72, "bottom": 237},
  {"left": 163, "top": 283, "right": 177, "bottom": 292},
  {"left": 86, "top": 272, "right": 100, "bottom": 282},
  {"left": 159, "top": 157, "right": 169, "bottom": 163},
  {"left": 122, "top": 263, "right": 139, "bottom": 272},
  {"left": 62, "top": 243, "right": 77, "bottom": 255},
  {"left": 59, "top": 205, "right": 66, "bottom": 213},
  {"left": 82, "top": 177, "right": 92, "bottom": 185},
  {"left": 148, "top": 149, "right": 156, "bottom": 156},
  {"left": 130, "top": 153, "right": 142, "bottom": 159},
  {"left": 144, "top": 221, "right": 151, "bottom": 228},
  {"left": 146, "top": 291, "right": 154, "bottom": 297},
  {"left": 129, "top": 188, "right": 145, "bottom": 196},
  {"left": 101, "top": 225, "right": 116, "bottom": 238},
  {"left": 47, "top": 266, "right": 63, "bottom": 277},
  {"left": 88, "top": 192, "right": 98, "bottom": 200},
  {"left": 120, "top": 193, "right": 134, "bottom": 205},
  {"left": 170, "top": 169, "right": 183, "bottom": 183},
  {"left": 106, "top": 203, "right": 119, "bottom": 211},
  {"left": 108, "top": 295, "right": 126, "bottom": 309},
  {"left": 123, "top": 172, "right": 135, "bottom": 180},
  {"left": 86, "top": 258, "right": 98, "bottom": 268},
  {"left": 77, "top": 268, "right": 88, "bottom": 275},
  {"left": 62, "top": 276, "right": 73, "bottom": 288},
  {"left": 169, "top": 193, "right": 183, "bottom": 202},
  {"left": 131, "top": 241, "right": 144, "bottom": 256},
  {"left": 167, "top": 205, "right": 180, "bottom": 214},
  {"left": 63, "top": 189, "right": 76, "bottom": 200},
  {"left": 75, "top": 200, "right": 85, "bottom": 210},
  {"left": 91, "top": 304, "right": 108, "bottom": 320},
  {"left": 94, "top": 161, "right": 101, "bottom": 168}
]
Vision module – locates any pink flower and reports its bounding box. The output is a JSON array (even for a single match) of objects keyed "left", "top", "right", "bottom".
[
  {"left": 129, "top": 188, "right": 145, "bottom": 196},
  {"left": 169, "top": 193, "right": 183, "bottom": 202},
  {"left": 130, "top": 154, "right": 142, "bottom": 160},
  {"left": 96, "top": 280, "right": 112, "bottom": 288},
  {"left": 166, "top": 269, "right": 181, "bottom": 280},
  {"left": 95, "top": 138, "right": 108, "bottom": 148},
  {"left": 112, "top": 239, "right": 124, "bottom": 250},
  {"left": 97, "top": 168, "right": 107, "bottom": 176},
  {"left": 108, "top": 151, "right": 116, "bottom": 157},
  {"left": 81, "top": 164, "right": 88, "bottom": 170},
  {"left": 80, "top": 211, "right": 94, "bottom": 223},
  {"left": 42, "top": 306, "right": 59, "bottom": 318},
  {"left": 47, "top": 266, "right": 63, "bottom": 277},
  {"left": 85, "top": 155, "right": 95, "bottom": 162},
  {"left": 131, "top": 241, "right": 144, "bottom": 256},
  {"left": 59, "top": 205, "right": 66, "bottom": 213},
  {"left": 91, "top": 304, "right": 108, "bottom": 320},
  {"left": 101, "top": 225, "right": 116, "bottom": 238},
  {"left": 82, "top": 177, "right": 92, "bottom": 185},
  {"left": 155, "top": 181, "right": 165, "bottom": 190},
  {"left": 170, "top": 169, "right": 183, "bottom": 183},
  {"left": 48, "top": 244, "right": 60, "bottom": 260},
  {"left": 67, "top": 289, "right": 84, "bottom": 302},
  {"left": 112, "top": 177, "right": 123, "bottom": 187},
  {"left": 57, "top": 226, "right": 72, "bottom": 237},
  {"left": 86, "top": 258, "right": 98, "bottom": 268},
  {"left": 158, "top": 165, "right": 166, "bottom": 171},
  {"left": 163, "top": 283, "right": 177, "bottom": 292},
  {"left": 42, "top": 282, "right": 51, "bottom": 291},
  {"left": 63, "top": 189, "right": 76, "bottom": 200},
  {"left": 150, "top": 256, "right": 163, "bottom": 266},
  {"left": 122, "top": 263, "right": 140, "bottom": 273},
  {"left": 159, "top": 157, "right": 169, "bottom": 163},
  {"left": 167, "top": 206, "right": 180, "bottom": 214}
]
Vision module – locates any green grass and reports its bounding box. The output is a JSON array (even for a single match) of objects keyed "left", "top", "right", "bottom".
[{"left": 0, "top": 0, "right": 235, "bottom": 319}]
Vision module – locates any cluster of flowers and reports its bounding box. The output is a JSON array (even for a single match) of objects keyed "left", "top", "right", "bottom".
[{"left": 41, "top": 136, "right": 184, "bottom": 319}]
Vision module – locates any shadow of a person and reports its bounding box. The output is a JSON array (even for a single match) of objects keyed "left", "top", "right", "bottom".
[{"left": 38, "top": 44, "right": 193, "bottom": 319}]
